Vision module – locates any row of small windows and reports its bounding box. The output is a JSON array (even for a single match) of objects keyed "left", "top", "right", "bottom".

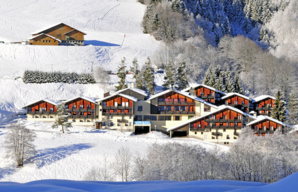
[{"left": 134, "top": 115, "right": 184, "bottom": 121}]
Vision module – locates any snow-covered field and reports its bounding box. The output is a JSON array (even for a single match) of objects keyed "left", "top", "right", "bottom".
[
  {"left": 0, "top": 120, "right": 226, "bottom": 182},
  {"left": 0, "top": 0, "right": 161, "bottom": 121}
]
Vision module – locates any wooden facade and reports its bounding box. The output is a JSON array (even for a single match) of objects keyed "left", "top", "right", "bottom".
[
  {"left": 150, "top": 91, "right": 195, "bottom": 114},
  {"left": 30, "top": 23, "right": 86, "bottom": 46},
  {"left": 65, "top": 98, "right": 95, "bottom": 119},
  {"left": 192, "top": 85, "right": 224, "bottom": 104},
  {"left": 255, "top": 98, "right": 275, "bottom": 116},
  {"left": 27, "top": 101, "right": 57, "bottom": 113},
  {"left": 222, "top": 95, "right": 250, "bottom": 113},
  {"left": 250, "top": 119, "right": 283, "bottom": 136},
  {"left": 102, "top": 95, "right": 134, "bottom": 116},
  {"left": 29, "top": 34, "right": 59, "bottom": 46},
  {"left": 190, "top": 108, "right": 244, "bottom": 132}
]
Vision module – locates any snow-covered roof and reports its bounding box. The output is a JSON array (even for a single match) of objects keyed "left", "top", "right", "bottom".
[
  {"left": 23, "top": 99, "right": 58, "bottom": 108},
  {"left": 247, "top": 115, "right": 292, "bottom": 128},
  {"left": 221, "top": 92, "right": 252, "bottom": 101},
  {"left": 64, "top": 96, "right": 97, "bottom": 104},
  {"left": 182, "top": 84, "right": 226, "bottom": 95},
  {"left": 29, "top": 33, "right": 62, "bottom": 42},
  {"left": 167, "top": 105, "right": 255, "bottom": 132},
  {"left": 253, "top": 95, "right": 276, "bottom": 103},
  {"left": 31, "top": 23, "right": 86, "bottom": 35},
  {"left": 98, "top": 93, "right": 138, "bottom": 102},
  {"left": 115, "top": 87, "right": 147, "bottom": 97},
  {"left": 147, "top": 89, "right": 218, "bottom": 108}
]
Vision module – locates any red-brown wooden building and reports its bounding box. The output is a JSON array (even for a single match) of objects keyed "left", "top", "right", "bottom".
[
  {"left": 247, "top": 116, "right": 288, "bottom": 135},
  {"left": 183, "top": 84, "right": 225, "bottom": 104},
  {"left": 101, "top": 94, "right": 135, "bottom": 116},
  {"left": 253, "top": 95, "right": 276, "bottom": 116},
  {"left": 64, "top": 96, "right": 96, "bottom": 121},
  {"left": 221, "top": 93, "right": 252, "bottom": 113},
  {"left": 24, "top": 99, "right": 58, "bottom": 119}
]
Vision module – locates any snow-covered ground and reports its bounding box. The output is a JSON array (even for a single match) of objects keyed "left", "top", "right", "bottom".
[
  {"left": 0, "top": 120, "right": 227, "bottom": 182},
  {"left": 0, "top": 0, "right": 161, "bottom": 121}
]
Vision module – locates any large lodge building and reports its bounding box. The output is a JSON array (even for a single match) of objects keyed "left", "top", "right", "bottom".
[{"left": 24, "top": 85, "right": 292, "bottom": 144}]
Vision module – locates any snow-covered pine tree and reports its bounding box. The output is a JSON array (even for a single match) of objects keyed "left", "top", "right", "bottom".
[
  {"left": 143, "top": 57, "right": 156, "bottom": 95},
  {"left": 225, "top": 72, "right": 235, "bottom": 92},
  {"left": 163, "top": 61, "right": 175, "bottom": 90},
  {"left": 234, "top": 73, "right": 243, "bottom": 94},
  {"left": 175, "top": 61, "right": 188, "bottom": 90},
  {"left": 131, "top": 58, "right": 140, "bottom": 80},
  {"left": 203, "top": 66, "right": 213, "bottom": 86},
  {"left": 286, "top": 93, "right": 298, "bottom": 125},
  {"left": 115, "top": 57, "right": 128, "bottom": 91},
  {"left": 272, "top": 91, "right": 286, "bottom": 122},
  {"left": 52, "top": 102, "right": 72, "bottom": 133},
  {"left": 136, "top": 72, "right": 147, "bottom": 92}
]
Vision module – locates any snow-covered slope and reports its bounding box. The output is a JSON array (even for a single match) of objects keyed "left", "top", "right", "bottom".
[
  {"left": 0, "top": 0, "right": 161, "bottom": 121},
  {"left": 0, "top": 0, "right": 160, "bottom": 77},
  {"left": 0, "top": 121, "right": 227, "bottom": 182}
]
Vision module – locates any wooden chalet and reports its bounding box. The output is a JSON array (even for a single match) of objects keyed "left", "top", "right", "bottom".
[
  {"left": 149, "top": 90, "right": 196, "bottom": 115},
  {"left": 247, "top": 116, "right": 289, "bottom": 136},
  {"left": 24, "top": 99, "right": 58, "bottom": 119},
  {"left": 221, "top": 93, "right": 252, "bottom": 113},
  {"left": 183, "top": 84, "right": 225, "bottom": 104},
  {"left": 29, "top": 23, "right": 86, "bottom": 46},
  {"left": 167, "top": 105, "right": 254, "bottom": 144},
  {"left": 253, "top": 95, "right": 276, "bottom": 116},
  {"left": 64, "top": 96, "right": 96, "bottom": 122},
  {"left": 100, "top": 94, "right": 135, "bottom": 116}
]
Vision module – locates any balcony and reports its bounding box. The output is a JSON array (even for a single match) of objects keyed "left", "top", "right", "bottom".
[
  {"left": 117, "top": 119, "right": 128, "bottom": 123},
  {"left": 256, "top": 106, "right": 272, "bottom": 111},
  {"left": 158, "top": 100, "right": 195, "bottom": 106},
  {"left": 103, "top": 111, "right": 133, "bottom": 116}
]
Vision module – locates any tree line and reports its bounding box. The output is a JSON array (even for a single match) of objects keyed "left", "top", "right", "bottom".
[{"left": 23, "top": 70, "right": 96, "bottom": 84}]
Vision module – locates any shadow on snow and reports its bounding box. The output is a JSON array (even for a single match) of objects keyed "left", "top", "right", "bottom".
[
  {"left": 0, "top": 168, "right": 16, "bottom": 179},
  {"left": 85, "top": 40, "right": 120, "bottom": 47},
  {"left": 29, "top": 143, "right": 93, "bottom": 169}
]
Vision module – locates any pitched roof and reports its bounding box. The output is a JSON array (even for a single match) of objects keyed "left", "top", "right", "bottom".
[
  {"left": 247, "top": 115, "right": 292, "bottom": 127},
  {"left": 64, "top": 96, "right": 97, "bottom": 104},
  {"left": 253, "top": 95, "right": 276, "bottom": 103},
  {"left": 182, "top": 84, "right": 226, "bottom": 95},
  {"left": 31, "top": 23, "right": 86, "bottom": 35},
  {"left": 115, "top": 88, "right": 148, "bottom": 97},
  {"left": 23, "top": 99, "right": 58, "bottom": 108},
  {"left": 29, "top": 33, "right": 62, "bottom": 42},
  {"left": 147, "top": 89, "right": 218, "bottom": 108},
  {"left": 98, "top": 93, "right": 138, "bottom": 102},
  {"left": 221, "top": 92, "right": 252, "bottom": 101},
  {"left": 167, "top": 105, "right": 255, "bottom": 132}
]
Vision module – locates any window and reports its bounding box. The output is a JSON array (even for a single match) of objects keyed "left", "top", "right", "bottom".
[
  {"left": 73, "top": 105, "right": 76, "bottom": 109},
  {"left": 181, "top": 106, "right": 186, "bottom": 111},
  {"left": 235, "top": 101, "right": 238, "bottom": 105},
  {"left": 49, "top": 40, "right": 51, "bottom": 43},
  {"left": 158, "top": 106, "right": 165, "bottom": 111},
  {"left": 227, "top": 135, "right": 230, "bottom": 139},
  {"left": 135, "top": 115, "right": 142, "bottom": 121},
  {"left": 151, "top": 116, "right": 157, "bottom": 121},
  {"left": 238, "top": 115, "right": 242, "bottom": 120},
  {"left": 165, "top": 116, "right": 171, "bottom": 120},
  {"left": 80, "top": 105, "right": 83, "bottom": 109},
  {"left": 50, "top": 108, "right": 53, "bottom": 111},
  {"left": 174, "top": 106, "right": 179, "bottom": 111},
  {"left": 103, "top": 102, "right": 107, "bottom": 106},
  {"left": 115, "top": 102, "right": 118, "bottom": 107},
  {"left": 87, "top": 105, "right": 91, "bottom": 109},
  {"left": 204, "top": 105, "right": 211, "bottom": 112},
  {"left": 137, "top": 106, "right": 143, "bottom": 111},
  {"left": 144, "top": 116, "right": 151, "bottom": 121},
  {"left": 159, "top": 116, "right": 165, "bottom": 121},
  {"left": 166, "top": 106, "right": 172, "bottom": 111},
  {"left": 270, "top": 126, "right": 274, "bottom": 130},
  {"left": 174, "top": 116, "right": 180, "bottom": 121}
]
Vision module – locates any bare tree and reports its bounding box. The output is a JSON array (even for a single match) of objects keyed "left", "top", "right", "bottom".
[
  {"left": 112, "top": 147, "right": 132, "bottom": 182},
  {"left": 84, "top": 156, "right": 113, "bottom": 181},
  {"left": 132, "top": 153, "right": 146, "bottom": 180},
  {"left": 5, "top": 122, "right": 36, "bottom": 167}
]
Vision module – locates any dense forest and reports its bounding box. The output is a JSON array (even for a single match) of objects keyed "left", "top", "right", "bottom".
[{"left": 139, "top": 0, "right": 297, "bottom": 102}]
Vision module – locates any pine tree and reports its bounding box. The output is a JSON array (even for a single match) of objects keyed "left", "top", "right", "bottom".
[
  {"left": 203, "top": 66, "right": 213, "bottom": 86},
  {"left": 234, "top": 74, "right": 243, "bottom": 94},
  {"left": 52, "top": 102, "right": 72, "bottom": 133},
  {"left": 136, "top": 72, "right": 147, "bottom": 92},
  {"left": 163, "top": 62, "right": 175, "bottom": 90},
  {"left": 115, "top": 57, "right": 128, "bottom": 91},
  {"left": 175, "top": 61, "right": 188, "bottom": 90},
  {"left": 143, "top": 57, "right": 156, "bottom": 95},
  {"left": 272, "top": 91, "right": 286, "bottom": 122},
  {"left": 131, "top": 58, "right": 140, "bottom": 80},
  {"left": 286, "top": 94, "right": 298, "bottom": 125},
  {"left": 225, "top": 72, "right": 235, "bottom": 92}
]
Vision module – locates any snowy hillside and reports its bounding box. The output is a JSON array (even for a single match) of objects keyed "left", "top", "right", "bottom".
[
  {"left": 0, "top": 0, "right": 161, "bottom": 121},
  {"left": 0, "top": 121, "right": 226, "bottom": 182},
  {"left": 0, "top": 0, "right": 160, "bottom": 77}
]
